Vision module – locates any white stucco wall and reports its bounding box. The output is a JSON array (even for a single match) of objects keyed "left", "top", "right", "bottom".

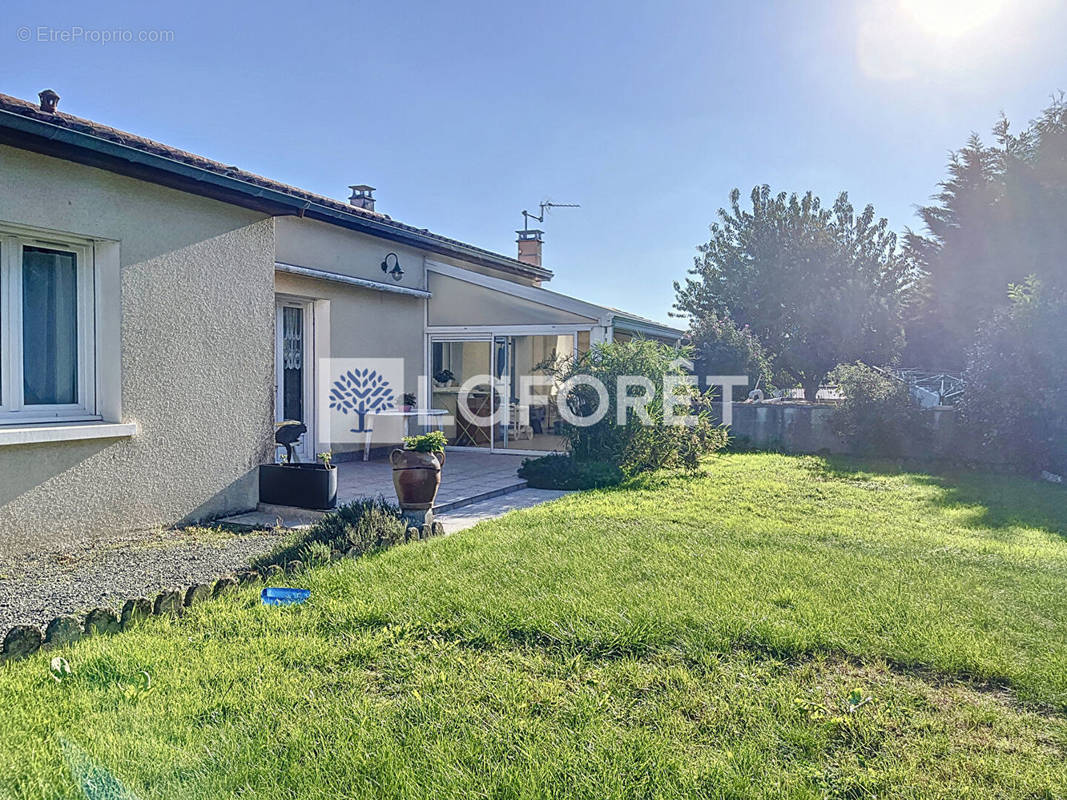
[
  {"left": 0, "top": 144, "right": 276, "bottom": 556},
  {"left": 275, "top": 216, "right": 428, "bottom": 289},
  {"left": 427, "top": 272, "right": 598, "bottom": 327}
]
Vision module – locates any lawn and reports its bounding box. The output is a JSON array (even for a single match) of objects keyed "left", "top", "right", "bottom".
[{"left": 1, "top": 453, "right": 1065, "bottom": 799}]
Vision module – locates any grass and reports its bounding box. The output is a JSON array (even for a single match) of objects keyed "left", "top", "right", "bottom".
[{"left": 0, "top": 453, "right": 1065, "bottom": 799}]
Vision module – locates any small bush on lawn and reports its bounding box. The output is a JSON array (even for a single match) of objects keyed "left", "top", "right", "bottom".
[
  {"left": 545, "top": 339, "right": 728, "bottom": 474},
  {"left": 255, "top": 497, "right": 409, "bottom": 567},
  {"left": 829, "top": 362, "right": 925, "bottom": 456},
  {"left": 518, "top": 455, "right": 624, "bottom": 490}
]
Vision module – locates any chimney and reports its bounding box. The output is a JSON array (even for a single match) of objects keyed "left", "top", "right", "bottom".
[
  {"left": 348, "top": 184, "right": 375, "bottom": 211},
  {"left": 38, "top": 89, "right": 60, "bottom": 113},
  {"left": 516, "top": 229, "right": 543, "bottom": 268}
]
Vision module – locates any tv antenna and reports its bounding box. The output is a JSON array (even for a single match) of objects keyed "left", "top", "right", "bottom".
[{"left": 521, "top": 200, "right": 580, "bottom": 232}]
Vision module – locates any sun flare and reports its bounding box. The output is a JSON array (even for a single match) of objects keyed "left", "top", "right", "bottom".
[
  {"left": 856, "top": 0, "right": 1051, "bottom": 81},
  {"left": 897, "top": 0, "right": 1008, "bottom": 39}
]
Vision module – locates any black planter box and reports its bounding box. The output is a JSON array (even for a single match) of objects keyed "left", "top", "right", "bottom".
[{"left": 259, "top": 463, "right": 338, "bottom": 510}]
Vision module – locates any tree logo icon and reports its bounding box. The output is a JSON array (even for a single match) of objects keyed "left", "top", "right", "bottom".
[{"left": 328, "top": 367, "right": 396, "bottom": 433}]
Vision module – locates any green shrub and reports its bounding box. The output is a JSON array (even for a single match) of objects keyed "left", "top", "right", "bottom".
[
  {"left": 255, "top": 497, "right": 410, "bottom": 567},
  {"left": 959, "top": 278, "right": 1067, "bottom": 473},
  {"left": 518, "top": 455, "right": 624, "bottom": 490},
  {"left": 300, "top": 540, "right": 333, "bottom": 568},
  {"left": 690, "top": 312, "right": 777, "bottom": 400},
  {"left": 545, "top": 339, "right": 728, "bottom": 474},
  {"left": 829, "top": 362, "right": 925, "bottom": 456}
]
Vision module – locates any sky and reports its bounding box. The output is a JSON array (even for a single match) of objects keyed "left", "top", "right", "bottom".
[{"left": 3, "top": 0, "right": 1066, "bottom": 325}]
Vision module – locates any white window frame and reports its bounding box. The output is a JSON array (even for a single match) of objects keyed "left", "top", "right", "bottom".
[{"left": 0, "top": 231, "right": 98, "bottom": 424}]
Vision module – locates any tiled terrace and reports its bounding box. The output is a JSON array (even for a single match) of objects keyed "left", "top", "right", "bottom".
[
  {"left": 335, "top": 450, "right": 528, "bottom": 511},
  {"left": 222, "top": 450, "right": 529, "bottom": 529}
]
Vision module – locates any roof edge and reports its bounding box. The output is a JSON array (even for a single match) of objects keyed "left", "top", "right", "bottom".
[
  {"left": 610, "top": 315, "right": 686, "bottom": 340},
  {"left": 427, "top": 260, "right": 685, "bottom": 338}
]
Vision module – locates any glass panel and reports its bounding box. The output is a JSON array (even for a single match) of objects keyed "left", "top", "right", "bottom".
[
  {"left": 507, "top": 334, "right": 573, "bottom": 452},
  {"left": 431, "top": 340, "right": 492, "bottom": 448},
  {"left": 281, "top": 306, "right": 304, "bottom": 423},
  {"left": 0, "top": 241, "right": 3, "bottom": 406},
  {"left": 22, "top": 246, "right": 78, "bottom": 406},
  {"left": 493, "top": 336, "right": 511, "bottom": 449}
]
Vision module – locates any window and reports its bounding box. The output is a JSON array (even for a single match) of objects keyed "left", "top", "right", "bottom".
[{"left": 0, "top": 233, "right": 96, "bottom": 423}]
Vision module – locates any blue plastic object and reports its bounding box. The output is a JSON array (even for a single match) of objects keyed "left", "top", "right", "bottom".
[{"left": 261, "top": 587, "right": 310, "bottom": 606}]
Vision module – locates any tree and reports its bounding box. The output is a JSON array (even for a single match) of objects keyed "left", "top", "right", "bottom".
[
  {"left": 674, "top": 186, "right": 914, "bottom": 401},
  {"left": 905, "top": 95, "right": 1067, "bottom": 368},
  {"left": 958, "top": 277, "right": 1067, "bottom": 473}
]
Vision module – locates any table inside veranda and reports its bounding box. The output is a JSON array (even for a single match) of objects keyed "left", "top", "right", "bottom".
[{"left": 363, "top": 408, "right": 448, "bottom": 461}]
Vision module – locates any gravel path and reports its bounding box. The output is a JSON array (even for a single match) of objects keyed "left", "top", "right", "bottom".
[
  {"left": 0, "top": 526, "right": 288, "bottom": 632},
  {"left": 0, "top": 490, "right": 571, "bottom": 634}
]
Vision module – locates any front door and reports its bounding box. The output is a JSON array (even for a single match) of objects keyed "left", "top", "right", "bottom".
[{"left": 275, "top": 298, "right": 314, "bottom": 463}]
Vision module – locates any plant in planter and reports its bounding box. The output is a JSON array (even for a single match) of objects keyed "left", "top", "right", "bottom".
[
  {"left": 401, "top": 392, "right": 417, "bottom": 412},
  {"left": 259, "top": 422, "right": 338, "bottom": 510},
  {"left": 433, "top": 369, "right": 455, "bottom": 387},
  {"left": 389, "top": 431, "right": 447, "bottom": 515},
  {"left": 403, "top": 430, "right": 446, "bottom": 453}
]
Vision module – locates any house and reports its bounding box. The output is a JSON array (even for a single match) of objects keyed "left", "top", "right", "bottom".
[{"left": 0, "top": 90, "right": 683, "bottom": 555}]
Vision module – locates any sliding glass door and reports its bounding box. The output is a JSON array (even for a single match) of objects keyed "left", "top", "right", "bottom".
[
  {"left": 430, "top": 338, "right": 493, "bottom": 448},
  {"left": 494, "top": 333, "right": 574, "bottom": 452},
  {"left": 429, "top": 331, "right": 583, "bottom": 454}
]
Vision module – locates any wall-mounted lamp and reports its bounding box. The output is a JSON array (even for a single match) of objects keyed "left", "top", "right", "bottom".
[{"left": 381, "top": 252, "right": 404, "bottom": 281}]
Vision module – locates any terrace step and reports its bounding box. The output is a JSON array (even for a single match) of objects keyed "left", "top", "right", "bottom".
[
  {"left": 218, "top": 480, "right": 529, "bottom": 531},
  {"left": 433, "top": 479, "right": 528, "bottom": 513}
]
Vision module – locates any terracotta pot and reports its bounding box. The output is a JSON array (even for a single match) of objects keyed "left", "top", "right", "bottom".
[{"left": 390, "top": 449, "right": 444, "bottom": 510}]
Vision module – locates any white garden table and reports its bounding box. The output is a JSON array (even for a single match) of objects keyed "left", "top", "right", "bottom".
[{"left": 363, "top": 408, "right": 448, "bottom": 461}]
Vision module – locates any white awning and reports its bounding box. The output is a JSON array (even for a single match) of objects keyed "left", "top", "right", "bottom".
[{"left": 275, "top": 261, "right": 432, "bottom": 299}]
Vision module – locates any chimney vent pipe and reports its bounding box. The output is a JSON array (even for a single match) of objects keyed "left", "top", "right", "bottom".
[
  {"left": 38, "top": 89, "right": 60, "bottom": 113},
  {"left": 348, "top": 184, "right": 376, "bottom": 211}
]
